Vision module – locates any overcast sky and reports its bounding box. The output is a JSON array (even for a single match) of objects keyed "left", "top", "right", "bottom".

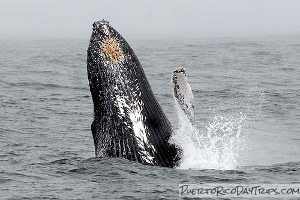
[{"left": 0, "top": 0, "right": 299, "bottom": 40}]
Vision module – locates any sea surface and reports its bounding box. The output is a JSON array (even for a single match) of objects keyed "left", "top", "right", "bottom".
[{"left": 0, "top": 36, "right": 300, "bottom": 199}]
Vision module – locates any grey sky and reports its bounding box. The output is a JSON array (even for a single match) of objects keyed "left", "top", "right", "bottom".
[{"left": 0, "top": 0, "right": 299, "bottom": 39}]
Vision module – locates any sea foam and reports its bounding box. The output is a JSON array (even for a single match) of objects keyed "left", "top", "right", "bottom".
[{"left": 171, "top": 100, "right": 248, "bottom": 170}]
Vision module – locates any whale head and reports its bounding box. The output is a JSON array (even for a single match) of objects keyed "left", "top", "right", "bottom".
[
  {"left": 88, "top": 20, "right": 126, "bottom": 71},
  {"left": 87, "top": 19, "right": 142, "bottom": 115}
]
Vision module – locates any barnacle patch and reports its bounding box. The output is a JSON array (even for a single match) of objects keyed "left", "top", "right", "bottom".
[{"left": 102, "top": 37, "right": 123, "bottom": 66}]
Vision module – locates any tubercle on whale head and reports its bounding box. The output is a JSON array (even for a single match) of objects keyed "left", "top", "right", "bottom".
[{"left": 89, "top": 19, "right": 123, "bottom": 67}]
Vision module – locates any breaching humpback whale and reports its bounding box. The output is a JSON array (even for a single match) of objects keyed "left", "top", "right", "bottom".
[{"left": 87, "top": 20, "right": 181, "bottom": 167}]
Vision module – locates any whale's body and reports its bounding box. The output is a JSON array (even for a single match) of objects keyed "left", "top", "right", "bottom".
[{"left": 87, "top": 20, "right": 180, "bottom": 167}]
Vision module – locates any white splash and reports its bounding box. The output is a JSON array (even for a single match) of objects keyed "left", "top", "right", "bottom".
[{"left": 171, "top": 101, "right": 247, "bottom": 170}]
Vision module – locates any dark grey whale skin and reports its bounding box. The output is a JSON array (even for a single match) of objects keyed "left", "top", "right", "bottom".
[{"left": 87, "top": 20, "right": 181, "bottom": 168}]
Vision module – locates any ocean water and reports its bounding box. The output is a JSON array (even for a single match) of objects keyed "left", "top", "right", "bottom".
[{"left": 0, "top": 36, "right": 300, "bottom": 199}]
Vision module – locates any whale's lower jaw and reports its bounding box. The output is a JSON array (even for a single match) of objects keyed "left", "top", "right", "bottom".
[{"left": 87, "top": 20, "right": 181, "bottom": 168}]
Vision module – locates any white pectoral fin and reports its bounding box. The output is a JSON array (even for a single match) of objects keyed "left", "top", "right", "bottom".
[{"left": 173, "top": 69, "right": 195, "bottom": 124}]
